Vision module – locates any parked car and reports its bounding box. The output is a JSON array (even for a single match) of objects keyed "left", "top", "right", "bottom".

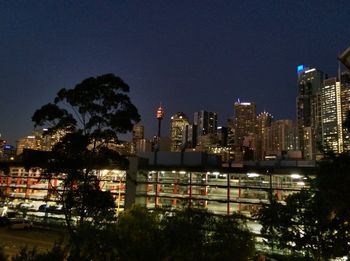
[
  {"left": 47, "top": 205, "right": 64, "bottom": 214},
  {"left": 38, "top": 204, "right": 49, "bottom": 211},
  {"left": 18, "top": 202, "right": 34, "bottom": 209},
  {"left": 8, "top": 218, "right": 32, "bottom": 229}
]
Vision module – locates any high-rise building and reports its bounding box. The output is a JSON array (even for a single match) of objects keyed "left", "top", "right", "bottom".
[
  {"left": 170, "top": 112, "right": 190, "bottom": 152},
  {"left": 320, "top": 77, "right": 344, "bottom": 153},
  {"left": 194, "top": 110, "right": 218, "bottom": 136},
  {"left": 233, "top": 100, "right": 256, "bottom": 161},
  {"left": 267, "top": 120, "right": 298, "bottom": 157},
  {"left": 216, "top": 126, "right": 228, "bottom": 147},
  {"left": 296, "top": 65, "right": 327, "bottom": 159},
  {"left": 256, "top": 111, "right": 273, "bottom": 160},
  {"left": 132, "top": 124, "right": 145, "bottom": 154},
  {"left": 16, "top": 129, "right": 65, "bottom": 155},
  {"left": 182, "top": 124, "right": 197, "bottom": 149},
  {"left": 341, "top": 71, "right": 350, "bottom": 152},
  {"left": 132, "top": 124, "right": 144, "bottom": 143}
]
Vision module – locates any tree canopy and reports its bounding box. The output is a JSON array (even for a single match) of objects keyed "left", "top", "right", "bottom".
[
  {"left": 259, "top": 154, "right": 350, "bottom": 260},
  {"left": 31, "top": 74, "right": 140, "bottom": 257}
]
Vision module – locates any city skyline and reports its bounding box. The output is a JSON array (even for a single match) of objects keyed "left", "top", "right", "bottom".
[{"left": 1, "top": 1, "right": 350, "bottom": 144}]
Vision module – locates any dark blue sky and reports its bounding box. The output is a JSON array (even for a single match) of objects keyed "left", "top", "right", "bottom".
[{"left": 1, "top": 1, "right": 350, "bottom": 144}]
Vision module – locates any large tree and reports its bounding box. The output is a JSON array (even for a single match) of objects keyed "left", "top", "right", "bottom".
[
  {"left": 114, "top": 206, "right": 255, "bottom": 261},
  {"left": 31, "top": 74, "right": 140, "bottom": 257},
  {"left": 259, "top": 158, "right": 350, "bottom": 259}
]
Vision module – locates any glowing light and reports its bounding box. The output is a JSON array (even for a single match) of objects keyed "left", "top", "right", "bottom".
[
  {"left": 156, "top": 105, "right": 164, "bottom": 119},
  {"left": 297, "top": 64, "right": 304, "bottom": 72},
  {"left": 305, "top": 68, "right": 316, "bottom": 73},
  {"left": 247, "top": 173, "right": 259, "bottom": 178},
  {"left": 290, "top": 174, "right": 302, "bottom": 179}
]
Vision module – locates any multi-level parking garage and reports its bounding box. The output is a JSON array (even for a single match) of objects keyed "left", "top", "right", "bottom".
[
  {"left": 0, "top": 153, "right": 317, "bottom": 230},
  {"left": 134, "top": 169, "right": 312, "bottom": 217},
  {"left": 0, "top": 163, "right": 127, "bottom": 222}
]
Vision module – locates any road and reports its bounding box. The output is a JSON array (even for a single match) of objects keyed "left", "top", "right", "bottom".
[{"left": 0, "top": 227, "right": 66, "bottom": 257}]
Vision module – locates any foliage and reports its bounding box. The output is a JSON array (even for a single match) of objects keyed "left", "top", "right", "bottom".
[
  {"left": 159, "top": 207, "right": 216, "bottom": 260},
  {"left": 67, "top": 224, "right": 119, "bottom": 261},
  {"left": 115, "top": 205, "right": 162, "bottom": 261},
  {"left": 31, "top": 74, "right": 140, "bottom": 257},
  {"left": 208, "top": 213, "right": 255, "bottom": 261},
  {"left": 317, "top": 153, "right": 350, "bottom": 221},
  {"left": 11, "top": 244, "right": 65, "bottom": 261},
  {"left": 259, "top": 190, "right": 339, "bottom": 260},
  {"left": 0, "top": 246, "right": 8, "bottom": 261},
  {"left": 259, "top": 154, "right": 350, "bottom": 259},
  {"left": 2, "top": 206, "right": 255, "bottom": 260},
  {"left": 114, "top": 206, "right": 255, "bottom": 261}
]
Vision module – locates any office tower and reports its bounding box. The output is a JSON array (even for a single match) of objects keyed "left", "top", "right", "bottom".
[
  {"left": 16, "top": 135, "right": 39, "bottom": 155},
  {"left": 193, "top": 110, "right": 218, "bottom": 148},
  {"left": 132, "top": 124, "right": 145, "bottom": 154},
  {"left": 226, "top": 118, "right": 235, "bottom": 147},
  {"left": 182, "top": 124, "right": 197, "bottom": 149},
  {"left": 233, "top": 100, "right": 256, "bottom": 161},
  {"left": 341, "top": 72, "right": 350, "bottom": 152},
  {"left": 296, "top": 65, "right": 327, "bottom": 159},
  {"left": 256, "top": 111, "right": 273, "bottom": 160},
  {"left": 16, "top": 129, "right": 64, "bottom": 155},
  {"left": 226, "top": 119, "right": 235, "bottom": 162},
  {"left": 132, "top": 124, "right": 144, "bottom": 142},
  {"left": 267, "top": 120, "right": 298, "bottom": 157},
  {"left": 170, "top": 112, "right": 190, "bottom": 152},
  {"left": 216, "top": 126, "right": 228, "bottom": 147},
  {"left": 320, "top": 77, "right": 344, "bottom": 153},
  {"left": 194, "top": 110, "right": 218, "bottom": 136}
]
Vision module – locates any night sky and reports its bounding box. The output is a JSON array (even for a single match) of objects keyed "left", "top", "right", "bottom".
[{"left": 1, "top": 1, "right": 350, "bottom": 145}]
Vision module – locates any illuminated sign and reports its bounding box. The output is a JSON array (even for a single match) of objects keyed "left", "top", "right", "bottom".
[{"left": 297, "top": 64, "right": 304, "bottom": 73}]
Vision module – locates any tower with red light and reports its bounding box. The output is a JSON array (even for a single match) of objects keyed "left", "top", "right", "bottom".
[{"left": 156, "top": 104, "right": 164, "bottom": 138}]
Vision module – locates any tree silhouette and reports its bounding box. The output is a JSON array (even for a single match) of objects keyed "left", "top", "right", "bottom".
[{"left": 31, "top": 74, "right": 140, "bottom": 257}]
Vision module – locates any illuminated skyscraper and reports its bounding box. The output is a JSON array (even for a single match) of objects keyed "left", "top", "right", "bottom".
[
  {"left": 132, "top": 124, "right": 145, "bottom": 154},
  {"left": 193, "top": 110, "right": 218, "bottom": 148},
  {"left": 170, "top": 112, "right": 189, "bottom": 152},
  {"left": 296, "top": 65, "right": 327, "bottom": 159},
  {"left": 16, "top": 129, "right": 65, "bottom": 155},
  {"left": 132, "top": 124, "right": 144, "bottom": 142},
  {"left": 256, "top": 111, "right": 273, "bottom": 160},
  {"left": 267, "top": 120, "right": 298, "bottom": 157},
  {"left": 233, "top": 100, "right": 256, "bottom": 161},
  {"left": 321, "top": 77, "right": 344, "bottom": 153},
  {"left": 194, "top": 110, "right": 218, "bottom": 136}
]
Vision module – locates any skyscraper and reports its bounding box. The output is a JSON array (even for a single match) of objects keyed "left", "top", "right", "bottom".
[
  {"left": 320, "top": 77, "right": 343, "bottom": 153},
  {"left": 193, "top": 110, "right": 218, "bottom": 136},
  {"left": 132, "top": 124, "right": 144, "bottom": 143},
  {"left": 341, "top": 71, "right": 350, "bottom": 152},
  {"left": 256, "top": 111, "right": 273, "bottom": 160},
  {"left": 193, "top": 110, "right": 218, "bottom": 148},
  {"left": 267, "top": 119, "right": 298, "bottom": 157},
  {"left": 233, "top": 100, "right": 256, "bottom": 161},
  {"left": 296, "top": 65, "right": 327, "bottom": 159},
  {"left": 170, "top": 112, "right": 190, "bottom": 152}
]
